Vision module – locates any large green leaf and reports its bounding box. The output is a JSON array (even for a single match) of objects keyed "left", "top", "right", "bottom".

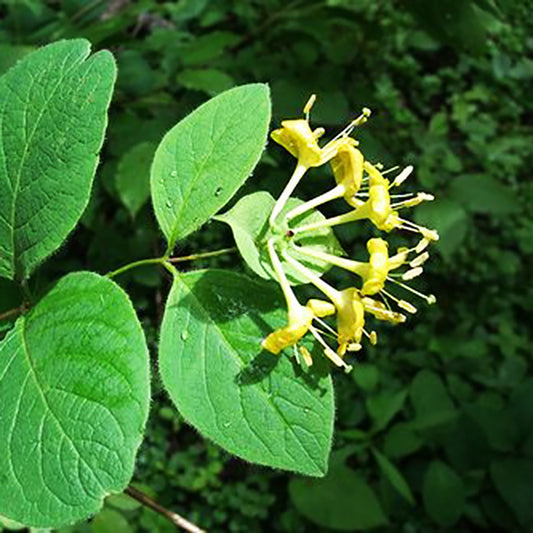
[
  {"left": 0, "top": 39, "right": 116, "bottom": 280},
  {"left": 0, "top": 272, "right": 150, "bottom": 528},
  {"left": 158, "top": 269, "right": 334, "bottom": 476},
  {"left": 150, "top": 84, "right": 271, "bottom": 250},
  {"left": 216, "top": 191, "right": 344, "bottom": 285},
  {"left": 289, "top": 450, "right": 388, "bottom": 530}
]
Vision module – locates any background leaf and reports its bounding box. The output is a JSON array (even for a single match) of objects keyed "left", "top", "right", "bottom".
[
  {"left": 422, "top": 460, "right": 466, "bottom": 527},
  {"left": 150, "top": 84, "right": 271, "bottom": 250},
  {"left": 0, "top": 272, "right": 150, "bottom": 528},
  {"left": 491, "top": 459, "right": 533, "bottom": 524},
  {"left": 289, "top": 450, "right": 388, "bottom": 530},
  {"left": 371, "top": 448, "right": 415, "bottom": 505},
  {"left": 0, "top": 39, "right": 116, "bottom": 280},
  {"left": 216, "top": 191, "right": 344, "bottom": 284},
  {"left": 115, "top": 142, "right": 156, "bottom": 218},
  {"left": 449, "top": 174, "right": 520, "bottom": 215},
  {"left": 158, "top": 269, "right": 334, "bottom": 477},
  {"left": 414, "top": 200, "right": 469, "bottom": 258}
]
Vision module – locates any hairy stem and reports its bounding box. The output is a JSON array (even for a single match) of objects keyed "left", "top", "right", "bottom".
[
  {"left": 125, "top": 486, "right": 205, "bottom": 533},
  {"left": 106, "top": 247, "right": 236, "bottom": 279},
  {"left": 106, "top": 258, "right": 166, "bottom": 279},
  {"left": 167, "top": 247, "right": 236, "bottom": 263}
]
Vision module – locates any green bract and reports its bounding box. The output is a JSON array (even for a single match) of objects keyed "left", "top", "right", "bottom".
[{"left": 216, "top": 191, "right": 344, "bottom": 285}]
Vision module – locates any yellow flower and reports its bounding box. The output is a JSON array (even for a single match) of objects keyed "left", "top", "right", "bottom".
[
  {"left": 262, "top": 299, "right": 335, "bottom": 355},
  {"left": 334, "top": 288, "right": 366, "bottom": 356},
  {"left": 343, "top": 238, "right": 408, "bottom": 295},
  {"left": 271, "top": 94, "right": 370, "bottom": 170},
  {"left": 292, "top": 161, "right": 439, "bottom": 242},
  {"left": 271, "top": 118, "right": 354, "bottom": 169},
  {"left": 260, "top": 96, "right": 440, "bottom": 370},
  {"left": 330, "top": 143, "right": 365, "bottom": 206}
]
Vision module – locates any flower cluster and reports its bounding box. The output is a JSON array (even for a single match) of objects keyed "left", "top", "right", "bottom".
[{"left": 262, "top": 96, "right": 438, "bottom": 371}]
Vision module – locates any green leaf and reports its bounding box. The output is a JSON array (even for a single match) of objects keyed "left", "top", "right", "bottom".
[
  {"left": 151, "top": 84, "right": 271, "bottom": 250},
  {"left": 0, "top": 272, "right": 150, "bottom": 528},
  {"left": 289, "top": 451, "right": 388, "bottom": 530},
  {"left": 491, "top": 459, "right": 533, "bottom": 524},
  {"left": 115, "top": 142, "right": 156, "bottom": 218},
  {"left": 105, "top": 493, "right": 141, "bottom": 512},
  {"left": 0, "top": 514, "right": 25, "bottom": 530},
  {"left": 404, "top": 0, "right": 488, "bottom": 55},
  {"left": 410, "top": 370, "right": 456, "bottom": 430},
  {"left": 180, "top": 31, "right": 240, "bottom": 66},
  {"left": 216, "top": 191, "right": 344, "bottom": 285},
  {"left": 371, "top": 448, "right": 415, "bottom": 505},
  {"left": 177, "top": 68, "right": 235, "bottom": 96},
  {"left": 422, "top": 460, "right": 466, "bottom": 527},
  {"left": 0, "top": 39, "right": 116, "bottom": 280},
  {"left": 158, "top": 269, "right": 334, "bottom": 477},
  {"left": 449, "top": 174, "right": 520, "bottom": 216},
  {"left": 352, "top": 363, "right": 379, "bottom": 392},
  {"left": 414, "top": 200, "right": 469, "bottom": 258},
  {"left": 383, "top": 423, "right": 423, "bottom": 459},
  {"left": 367, "top": 389, "right": 407, "bottom": 431},
  {"left": 91, "top": 509, "right": 132, "bottom": 533}
]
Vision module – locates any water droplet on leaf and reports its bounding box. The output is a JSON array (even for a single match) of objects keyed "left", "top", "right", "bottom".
[{"left": 215, "top": 187, "right": 223, "bottom": 197}]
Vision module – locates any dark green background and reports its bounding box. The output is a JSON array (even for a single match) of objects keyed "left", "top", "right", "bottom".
[{"left": 0, "top": 0, "right": 531, "bottom": 531}]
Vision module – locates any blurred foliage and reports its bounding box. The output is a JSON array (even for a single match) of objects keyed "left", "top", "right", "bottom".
[{"left": 0, "top": 0, "right": 532, "bottom": 531}]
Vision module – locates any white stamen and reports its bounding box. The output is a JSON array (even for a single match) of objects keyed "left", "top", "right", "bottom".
[
  {"left": 391, "top": 165, "right": 414, "bottom": 187},
  {"left": 293, "top": 345, "right": 301, "bottom": 364},
  {"left": 398, "top": 300, "right": 418, "bottom": 314},
  {"left": 410, "top": 252, "right": 429, "bottom": 268},
  {"left": 299, "top": 346, "right": 313, "bottom": 366},
  {"left": 415, "top": 238, "right": 430, "bottom": 253},
  {"left": 402, "top": 267, "right": 423, "bottom": 280},
  {"left": 304, "top": 94, "right": 316, "bottom": 118},
  {"left": 387, "top": 276, "right": 436, "bottom": 304},
  {"left": 381, "top": 165, "right": 400, "bottom": 175}
]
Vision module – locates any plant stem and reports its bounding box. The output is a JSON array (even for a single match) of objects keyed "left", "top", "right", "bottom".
[
  {"left": 0, "top": 305, "right": 24, "bottom": 322},
  {"left": 106, "top": 247, "right": 236, "bottom": 279},
  {"left": 125, "top": 486, "right": 205, "bottom": 533},
  {"left": 106, "top": 258, "right": 166, "bottom": 279},
  {"left": 167, "top": 247, "right": 236, "bottom": 263}
]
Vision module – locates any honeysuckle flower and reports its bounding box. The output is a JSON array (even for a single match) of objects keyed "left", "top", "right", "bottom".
[
  {"left": 293, "top": 236, "right": 436, "bottom": 314},
  {"left": 261, "top": 298, "right": 335, "bottom": 354},
  {"left": 282, "top": 252, "right": 382, "bottom": 358},
  {"left": 292, "top": 162, "right": 439, "bottom": 241},
  {"left": 260, "top": 95, "right": 439, "bottom": 370},
  {"left": 262, "top": 238, "right": 346, "bottom": 367},
  {"left": 269, "top": 95, "right": 371, "bottom": 225}
]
